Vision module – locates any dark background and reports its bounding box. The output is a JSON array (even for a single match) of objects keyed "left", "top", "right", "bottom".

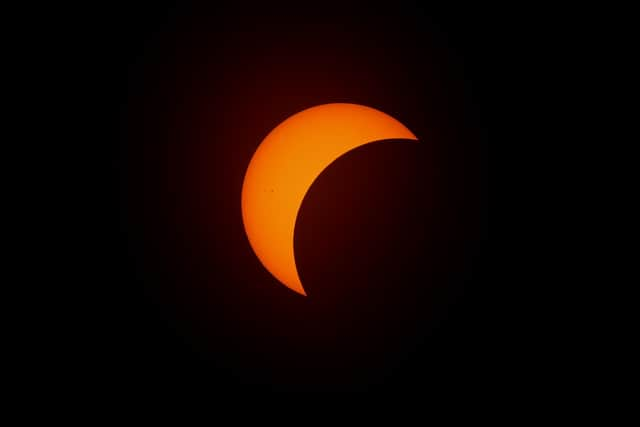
[{"left": 80, "top": 1, "right": 506, "bottom": 392}]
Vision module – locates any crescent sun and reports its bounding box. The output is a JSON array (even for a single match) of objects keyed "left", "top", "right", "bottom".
[{"left": 241, "top": 103, "right": 418, "bottom": 296}]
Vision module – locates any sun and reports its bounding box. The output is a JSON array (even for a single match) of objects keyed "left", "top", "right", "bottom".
[{"left": 241, "top": 103, "right": 417, "bottom": 296}]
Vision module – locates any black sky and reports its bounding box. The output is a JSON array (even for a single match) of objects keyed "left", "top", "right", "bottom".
[{"left": 68, "top": 1, "right": 522, "bottom": 393}]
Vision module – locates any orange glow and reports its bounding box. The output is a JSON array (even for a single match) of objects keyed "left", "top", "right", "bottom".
[{"left": 241, "top": 103, "right": 417, "bottom": 296}]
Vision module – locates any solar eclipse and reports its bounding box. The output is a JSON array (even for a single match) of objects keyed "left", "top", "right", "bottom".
[{"left": 241, "top": 103, "right": 417, "bottom": 296}]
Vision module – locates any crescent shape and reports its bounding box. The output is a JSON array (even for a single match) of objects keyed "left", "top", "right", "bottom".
[{"left": 241, "top": 103, "right": 418, "bottom": 296}]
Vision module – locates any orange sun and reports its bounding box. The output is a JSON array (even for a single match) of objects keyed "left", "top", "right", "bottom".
[{"left": 241, "top": 103, "right": 417, "bottom": 296}]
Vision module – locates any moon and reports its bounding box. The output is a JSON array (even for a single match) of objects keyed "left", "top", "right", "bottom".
[{"left": 241, "top": 103, "right": 418, "bottom": 296}]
